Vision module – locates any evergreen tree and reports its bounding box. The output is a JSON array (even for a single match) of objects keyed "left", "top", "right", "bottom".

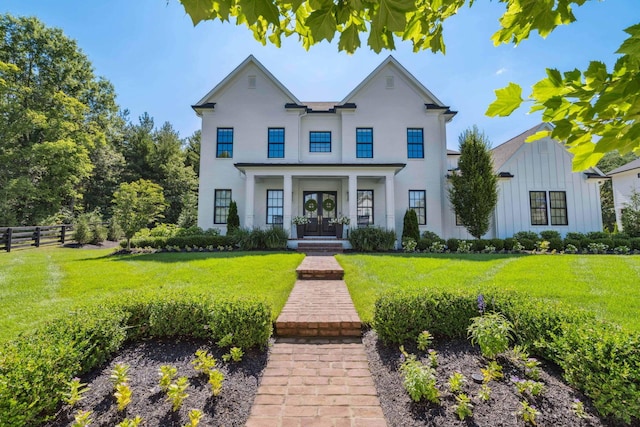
[
  {"left": 621, "top": 189, "right": 640, "bottom": 237},
  {"left": 401, "top": 209, "right": 420, "bottom": 242},
  {"left": 227, "top": 201, "right": 240, "bottom": 233},
  {"left": 448, "top": 126, "right": 498, "bottom": 239}
]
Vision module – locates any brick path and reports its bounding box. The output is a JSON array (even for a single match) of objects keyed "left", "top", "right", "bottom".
[{"left": 246, "top": 255, "right": 388, "bottom": 427}]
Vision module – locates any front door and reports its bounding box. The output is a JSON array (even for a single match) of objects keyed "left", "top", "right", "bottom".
[{"left": 303, "top": 191, "right": 337, "bottom": 236}]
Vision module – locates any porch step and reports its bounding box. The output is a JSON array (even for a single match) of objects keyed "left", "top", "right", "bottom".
[
  {"left": 296, "top": 242, "right": 344, "bottom": 255},
  {"left": 275, "top": 280, "right": 361, "bottom": 337},
  {"left": 296, "top": 255, "right": 344, "bottom": 280}
]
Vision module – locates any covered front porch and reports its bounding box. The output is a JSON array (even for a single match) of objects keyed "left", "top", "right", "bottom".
[{"left": 234, "top": 163, "right": 405, "bottom": 240}]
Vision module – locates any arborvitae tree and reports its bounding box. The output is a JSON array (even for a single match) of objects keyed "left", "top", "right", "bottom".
[
  {"left": 227, "top": 201, "right": 240, "bottom": 234},
  {"left": 621, "top": 189, "right": 640, "bottom": 237},
  {"left": 401, "top": 209, "right": 420, "bottom": 242},
  {"left": 448, "top": 126, "right": 498, "bottom": 239}
]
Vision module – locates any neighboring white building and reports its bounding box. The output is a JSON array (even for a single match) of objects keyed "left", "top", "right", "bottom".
[
  {"left": 608, "top": 158, "right": 640, "bottom": 231},
  {"left": 194, "top": 55, "right": 605, "bottom": 243}
]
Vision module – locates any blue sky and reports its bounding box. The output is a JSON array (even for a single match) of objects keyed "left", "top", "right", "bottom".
[{"left": 1, "top": 0, "right": 636, "bottom": 149}]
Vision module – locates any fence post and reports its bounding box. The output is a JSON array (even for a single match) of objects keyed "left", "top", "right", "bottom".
[
  {"left": 34, "top": 227, "right": 41, "bottom": 248},
  {"left": 6, "top": 227, "right": 12, "bottom": 252},
  {"left": 60, "top": 225, "right": 66, "bottom": 244}
]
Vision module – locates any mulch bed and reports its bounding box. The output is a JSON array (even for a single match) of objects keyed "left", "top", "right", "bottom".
[
  {"left": 45, "top": 339, "right": 269, "bottom": 427},
  {"left": 46, "top": 332, "right": 633, "bottom": 426},
  {"left": 362, "top": 329, "right": 617, "bottom": 427}
]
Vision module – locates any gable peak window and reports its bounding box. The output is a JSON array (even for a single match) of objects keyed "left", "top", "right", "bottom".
[
  {"left": 407, "top": 128, "right": 424, "bottom": 159},
  {"left": 268, "top": 128, "right": 285, "bottom": 158},
  {"left": 356, "top": 128, "right": 373, "bottom": 158},
  {"left": 216, "top": 128, "right": 233, "bottom": 158},
  {"left": 310, "top": 131, "right": 331, "bottom": 153},
  {"left": 386, "top": 76, "right": 394, "bottom": 89},
  {"left": 248, "top": 75, "right": 256, "bottom": 89}
]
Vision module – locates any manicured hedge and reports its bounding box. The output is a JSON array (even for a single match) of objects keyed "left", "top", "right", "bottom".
[
  {"left": 373, "top": 289, "right": 640, "bottom": 424},
  {"left": 0, "top": 293, "right": 272, "bottom": 426},
  {"left": 126, "top": 234, "right": 234, "bottom": 249}
]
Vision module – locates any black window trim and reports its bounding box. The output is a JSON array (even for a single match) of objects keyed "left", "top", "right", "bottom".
[
  {"left": 216, "top": 127, "right": 234, "bottom": 158},
  {"left": 266, "top": 189, "right": 284, "bottom": 225},
  {"left": 214, "top": 189, "right": 232, "bottom": 224},
  {"left": 309, "top": 131, "right": 332, "bottom": 153},
  {"left": 407, "top": 128, "right": 424, "bottom": 159},
  {"left": 357, "top": 189, "right": 374, "bottom": 226},
  {"left": 356, "top": 127, "right": 374, "bottom": 159},
  {"left": 409, "top": 189, "right": 427, "bottom": 225},
  {"left": 268, "top": 127, "right": 285, "bottom": 159}
]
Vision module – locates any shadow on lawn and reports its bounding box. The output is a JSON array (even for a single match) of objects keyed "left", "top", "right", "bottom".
[
  {"left": 81, "top": 250, "right": 301, "bottom": 263},
  {"left": 340, "top": 252, "right": 526, "bottom": 262}
]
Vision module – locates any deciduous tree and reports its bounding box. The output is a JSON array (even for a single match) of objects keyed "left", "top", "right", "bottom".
[
  {"left": 112, "top": 179, "right": 166, "bottom": 250},
  {"left": 448, "top": 126, "right": 497, "bottom": 239}
]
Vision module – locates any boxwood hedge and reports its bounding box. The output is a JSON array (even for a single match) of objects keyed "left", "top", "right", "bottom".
[
  {"left": 373, "top": 289, "right": 639, "bottom": 424},
  {"left": 0, "top": 293, "right": 271, "bottom": 426}
]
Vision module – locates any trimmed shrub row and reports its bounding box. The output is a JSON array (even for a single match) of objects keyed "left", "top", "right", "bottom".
[
  {"left": 348, "top": 227, "right": 397, "bottom": 252},
  {"left": 0, "top": 293, "right": 272, "bottom": 426},
  {"left": 373, "top": 290, "right": 640, "bottom": 424},
  {"left": 126, "top": 234, "right": 234, "bottom": 249}
]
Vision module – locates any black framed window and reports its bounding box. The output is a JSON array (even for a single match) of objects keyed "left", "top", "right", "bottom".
[
  {"left": 529, "top": 191, "right": 548, "bottom": 226},
  {"left": 266, "top": 190, "right": 284, "bottom": 225},
  {"left": 214, "top": 189, "right": 232, "bottom": 224},
  {"left": 409, "top": 190, "right": 426, "bottom": 225},
  {"left": 356, "top": 128, "right": 373, "bottom": 158},
  {"left": 357, "top": 190, "right": 374, "bottom": 226},
  {"left": 550, "top": 191, "right": 568, "bottom": 225},
  {"left": 310, "top": 131, "right": 331, "bottom": 153},
  {"left": 216, "top": 128, "right": 233, "bottom": 158},
  {"left": 268, "top": 128, "right": 284, "bottom": 158},
  {"left": 407, "top": 128, "right": 424, "bottom": 159}
]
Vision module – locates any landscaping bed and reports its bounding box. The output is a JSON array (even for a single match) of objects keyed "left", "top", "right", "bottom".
[
  {"left": 363, "top": 329, "right": 610, "bottom": 427},
  {"left": 45, "top": 339, "right": 269, "bottom": 426}
]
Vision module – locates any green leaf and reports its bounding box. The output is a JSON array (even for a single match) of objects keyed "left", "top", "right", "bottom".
[
  {"left": 568, "top": 141, "right": 603, "bottom": 171},
  {"left": 180, "top": 0, "right": 217, "bottom": 25},
  {"left": 485, "top": 83, "right": 523, "bottom": 117},
  {"left": 525, "top": 130, "right": 550, "bottom": 143},
  {"left": 238, "top": 0, "right": 280, "bottom": 25},
  {"left": 305, "top": 7, "right": 337, "bottom": 42},
  {"left": 338, "top": 24, "right": 361, "bottom": 53},
  {"left": 376, "top": 0, "right": 413, "bottom": 32},
  {"left": 532, "top": 78, "right": 564, "bottom": 103},
  {"left": 617, "top": 24, "right": 640, "bottom": 59}
]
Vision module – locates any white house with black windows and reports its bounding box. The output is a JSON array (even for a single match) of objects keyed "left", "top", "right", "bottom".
[
  {"left": 608, "top": 158, "right": 640, "bottom": 232},
  {"left": 193, "top": 55, "right": 605, "bottom": 244}
]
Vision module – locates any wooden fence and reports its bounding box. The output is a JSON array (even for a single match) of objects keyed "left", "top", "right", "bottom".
[{"left": 0, "top": 225, "right": 73, "bottom": 252}]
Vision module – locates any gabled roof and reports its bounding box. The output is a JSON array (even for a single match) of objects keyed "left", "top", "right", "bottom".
[
  {"left": 608, "top": 158, "right": 640, "bottom": 175},
  {"left": 193, "top": 55, "right": 301, "bottom": 108},
  {"left": 340, "top": 56, "right": 452, "bottom": 113},
  {"left": 491, "top": 123, "right": 550, "bottom": 171},
  {"left": 491, "top": 123, "right": 606, "bottom": 177}
]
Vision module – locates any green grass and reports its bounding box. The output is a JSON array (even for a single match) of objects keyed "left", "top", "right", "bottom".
[
  {"left": 0, "top": 247, "right": 304, "bottom": 342},
  {"left": 337, "top": 253, "right": 640, "bottom": 332}
]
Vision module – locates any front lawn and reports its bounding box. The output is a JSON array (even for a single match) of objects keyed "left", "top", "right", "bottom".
[
  {"left": 0, "top": 247, "right": 303, "bottom": 342},
  {"left": 337, "top": 253, "right": 640, "bottom": 331}
]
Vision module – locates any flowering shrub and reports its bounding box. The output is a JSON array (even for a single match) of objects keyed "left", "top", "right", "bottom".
[
  {"left": 588, "top": 242, "right": 609, "bottom": 254},
  {"left": 402, "top": 237, "right": 417, "bottom": 252},
  {"left": 457, "top": 240, "right": 472, "bottom": 253},
  {"left": 429, "top": 241, "right": 446, "bottom": 253},
  {"left": 292, "top": 216, "right": 309, "bottom": 225},
  {"left": 329, "top": 215, "right": 350, "bottom": 225}
]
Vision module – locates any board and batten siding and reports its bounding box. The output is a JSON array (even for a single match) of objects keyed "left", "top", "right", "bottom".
[
  {"left": 494, "top": 137, "right": 602, "bottom": 238},
  {"left": 611, "top": 169, "right": 640, "bottom": 231}
]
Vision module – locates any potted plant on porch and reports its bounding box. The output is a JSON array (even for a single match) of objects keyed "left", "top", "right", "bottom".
[
  {"left": 292, "top": 216, "right": 309, "bottom": 239},
  {"left": 330, "top": 215, "right": 350, "bottom": 238}
]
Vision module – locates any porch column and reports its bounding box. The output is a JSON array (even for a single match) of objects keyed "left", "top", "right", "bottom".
[
  {"left": 283, "top": 173, "right": 292, "bottom": 234},
  {"left": 348, "top": 174, "right": 358, "bottom": 228},
  {"left": 244, "top": 171, "right": 255, "bottom": 229},
  {"left": 385, "top": 173, "right": 395, "bottom": 231}
]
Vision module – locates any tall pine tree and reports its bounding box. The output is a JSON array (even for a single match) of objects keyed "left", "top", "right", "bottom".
[{"left": 448, "top": 126, "right": 498, "bottom": 239}]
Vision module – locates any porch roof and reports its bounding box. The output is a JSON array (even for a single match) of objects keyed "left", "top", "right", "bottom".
[{"left": 234, "top": 163, "right": 406, "bottom": 175}]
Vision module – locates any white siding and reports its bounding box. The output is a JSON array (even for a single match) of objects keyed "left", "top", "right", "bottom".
[{"left": 611, "top": 169, "right": 640, "bottom": 231}]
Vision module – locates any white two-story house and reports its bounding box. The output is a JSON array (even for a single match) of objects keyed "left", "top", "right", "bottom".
[{"left": 194, "top": 55, "right": 605, "bottom": 243}]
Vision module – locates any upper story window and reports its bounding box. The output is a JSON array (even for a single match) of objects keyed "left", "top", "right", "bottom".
[
  {"left": 356, "top": 128, "right": 373, "bottom": 158},
  {"left": 268, "top": 128, "right": 285, "bottom": 158},
  {"left": 216, "top": 128, "right": 233, "bottom": 158},
  {"left": 409, "top": 190, "right": 426, "bottom": 225},
  {"left": 310, "top": 131, "right": 331, "bottom": 153},
  {"left": 407, "top": 128, "right": 424, "bottom": 159}
]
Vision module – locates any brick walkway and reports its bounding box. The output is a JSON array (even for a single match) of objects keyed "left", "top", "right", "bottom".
[{"left": 246, "top": 255, "right": 388, "bottom": 427}]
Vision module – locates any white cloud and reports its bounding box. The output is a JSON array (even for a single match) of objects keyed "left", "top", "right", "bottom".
[{"left": 495, "top": 67, "right": 507, "bottom": 75}]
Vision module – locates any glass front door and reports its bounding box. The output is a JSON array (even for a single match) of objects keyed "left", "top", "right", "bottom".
[{"left": 302, "top": 191, "right": 337, "bottom": 236}]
